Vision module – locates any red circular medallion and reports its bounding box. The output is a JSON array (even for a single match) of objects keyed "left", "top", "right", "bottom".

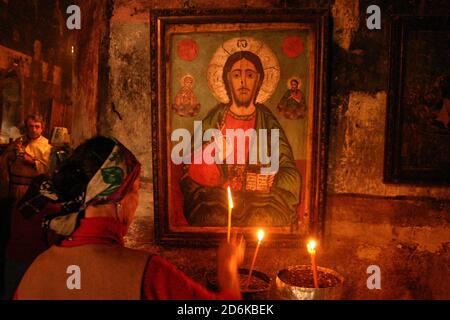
[
  {"left": 282, "top": 36, "right": 304, "bottom": 58},
  {"left": 177, "top": 39, "right": 198, "bottom": 61}
]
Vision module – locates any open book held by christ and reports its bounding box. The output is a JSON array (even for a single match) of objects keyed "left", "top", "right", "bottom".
[{"left": 227, "top": 164, "right": 275, "bottom": 193}]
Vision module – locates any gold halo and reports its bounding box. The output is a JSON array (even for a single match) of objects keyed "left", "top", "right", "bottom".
[
  {"left": 286, "top": 76, "right": 302, "bottom": 89},
  {"left": 207, "top": 37, "right": 280, "bottom": 104}
]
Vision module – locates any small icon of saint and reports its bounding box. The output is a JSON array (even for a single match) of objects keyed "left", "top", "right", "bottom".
[
  {"left": 172, "top": 75, "right": 201, "bottom": 117},
  {"left": 277, "top": 77, "right": 307, "bottom": 120}
]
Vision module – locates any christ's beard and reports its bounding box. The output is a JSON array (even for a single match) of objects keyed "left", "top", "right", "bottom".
[
  {"left": 235, "top": 97, "right": 252, "bottom": 107},
  {"left": 232, "top": 90, "right": 256, "bottom": 107}
]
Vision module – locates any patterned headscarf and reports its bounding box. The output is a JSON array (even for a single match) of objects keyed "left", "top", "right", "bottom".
[{"left": 19, "top": 137, "right": 141, "bottom": 236}]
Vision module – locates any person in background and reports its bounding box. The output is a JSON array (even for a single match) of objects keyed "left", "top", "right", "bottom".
[
  {"left": 0, "top": 114, "right": 53, "bottom": 300},
  {"left": 15, "top": 136, "right": 244, "bottom": 300},
  {"left": 0, "top": 114, "right": 52, "bottom": 201}
]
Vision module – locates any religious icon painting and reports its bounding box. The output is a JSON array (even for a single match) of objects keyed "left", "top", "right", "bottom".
[
  {"left": 385, "top": 16, "right": 450, "bottom": 185},
  {"left": 150, "top": 9, "right": 330, "bottom": 246}
]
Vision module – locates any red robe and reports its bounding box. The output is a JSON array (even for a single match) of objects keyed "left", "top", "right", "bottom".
[{"left": 188, "top": 112, "right": 256, "bottom": 188}]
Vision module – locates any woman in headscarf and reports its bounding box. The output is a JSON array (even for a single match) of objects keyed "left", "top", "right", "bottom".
[{"left": 14, "top": 136, "right": 243, "bottom": 300}]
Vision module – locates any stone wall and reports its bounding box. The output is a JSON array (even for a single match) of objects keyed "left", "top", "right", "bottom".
[
  {"left": 100, "top": 0, "right": 449, "bottom": 299},
  {"left": 0, "top": 0, "right": 75, "bottom": 139}
]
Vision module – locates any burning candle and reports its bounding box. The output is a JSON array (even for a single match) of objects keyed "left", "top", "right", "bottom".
[
  {"left": 307, "top": 239, "right": 319, "bottom": 288},
  {"left": 245, "top": 229, "right": 265, "bottom": 289},
  {"left": 227, "top": 186, "right": 233, "bottom": 243}
]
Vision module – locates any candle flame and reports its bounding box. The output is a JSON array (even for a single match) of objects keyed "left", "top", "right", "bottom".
[
  {"left": 257, "top": 229, "right": 265, "bottom": 242},
  {"left": 307, "top": 239, "right": 316, "bottom": 254},
  {"left": 71, "top": 46, "right": 74, "bottom": 54},
  {"left": 227, "top": 186, "right": 233, "bottom": 209}
]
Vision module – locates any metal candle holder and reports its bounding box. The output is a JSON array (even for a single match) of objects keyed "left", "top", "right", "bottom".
[{"left": 273, "top": 265, "right": 344, "bottom": 300}]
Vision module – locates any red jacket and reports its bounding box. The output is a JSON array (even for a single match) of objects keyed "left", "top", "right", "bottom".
[{"left": 14, "top": 217, "right": 240, "bottom": 300}]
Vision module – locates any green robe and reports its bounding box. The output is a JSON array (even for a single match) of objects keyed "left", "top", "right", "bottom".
[
  {"left": 180, "top": 103, "right": 301, "bottom": 227},
  {"left": 278, "top": 89, "right": 306, "bottom": 110}
]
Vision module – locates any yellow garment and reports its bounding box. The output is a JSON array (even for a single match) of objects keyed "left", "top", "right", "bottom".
[
  {"left": 22, "top": 135, "right": 52, "bottom": 175},
  {"left": 0, "top": 135, "right": 52, "bottom": 200}
]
